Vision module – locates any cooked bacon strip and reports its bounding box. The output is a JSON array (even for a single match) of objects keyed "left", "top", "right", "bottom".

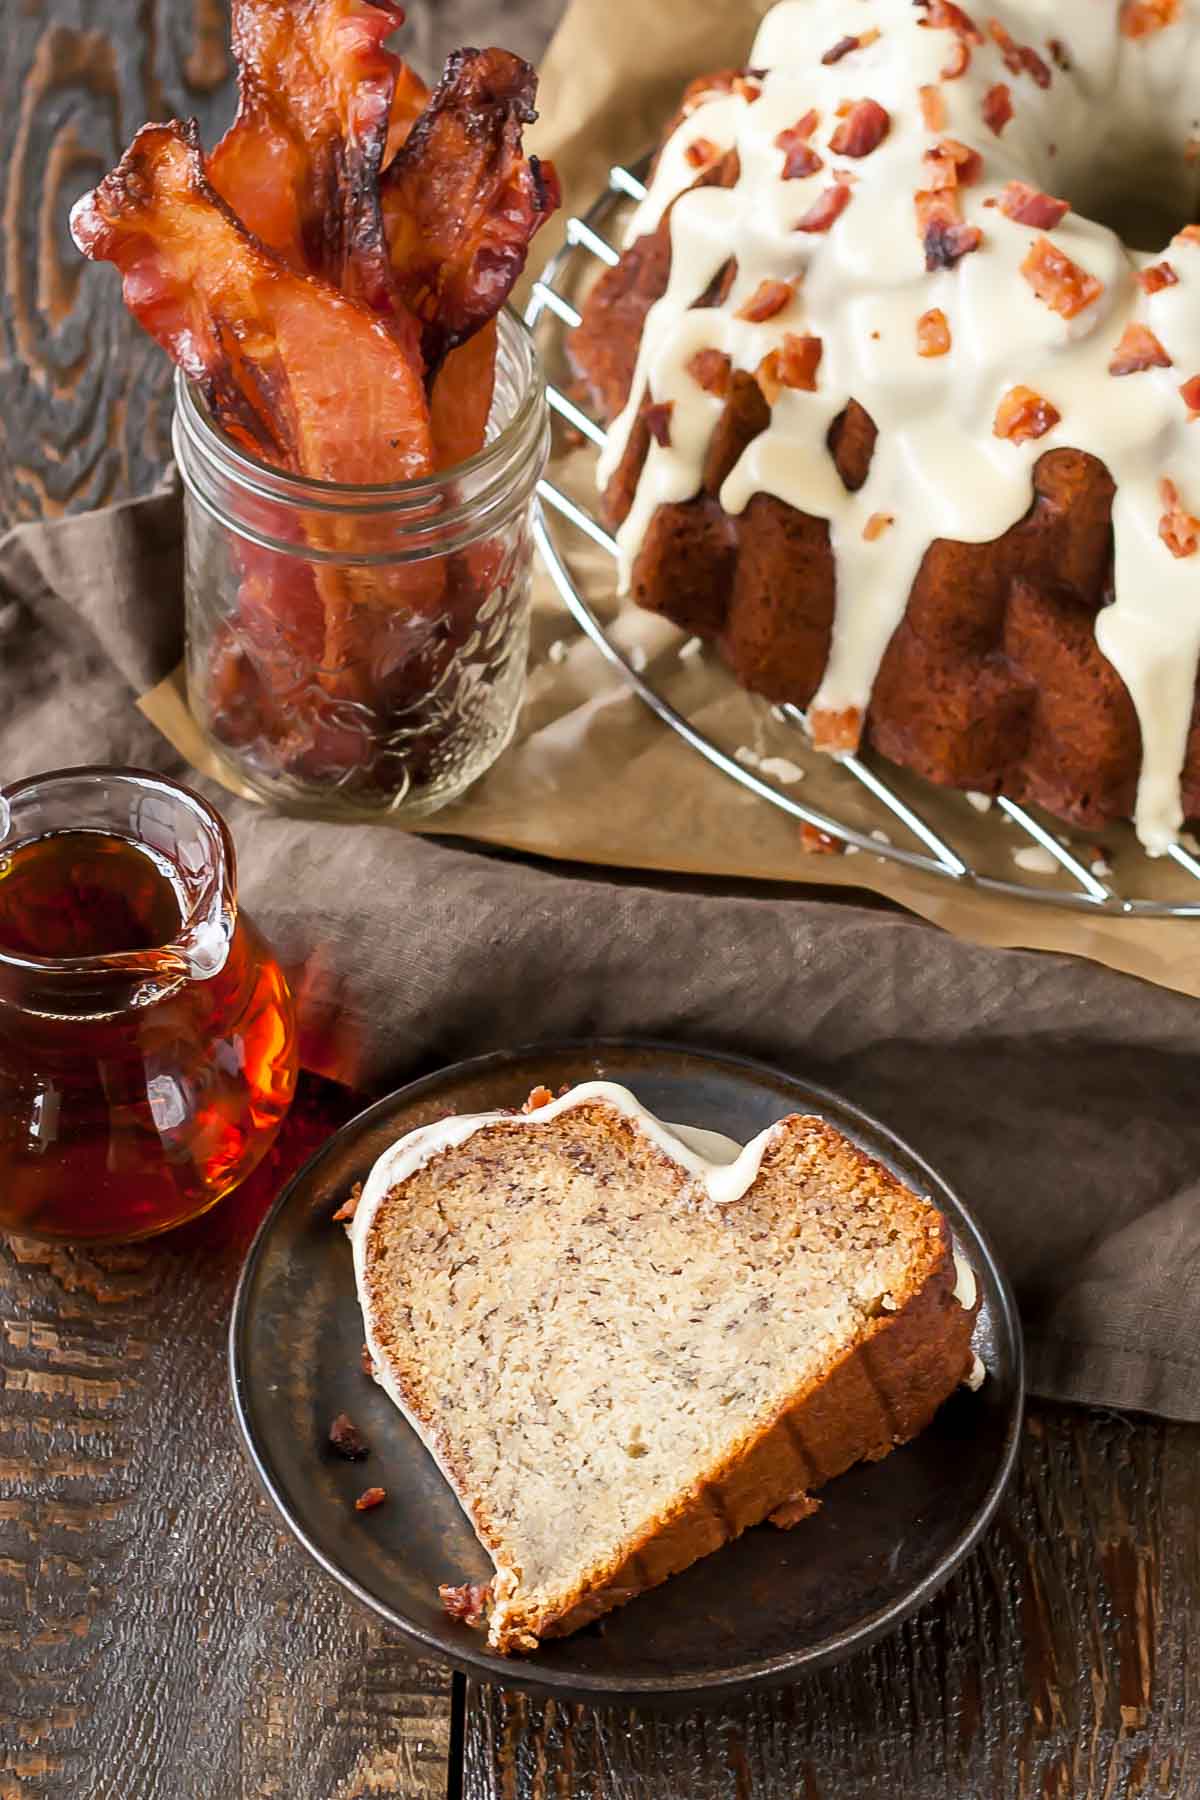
[
  {"left": 381, "top": 48, "right": 561, "bottom": 372},
  {"left": 1108, "top": 322, "right": 1172, "bottom": 375},
  {"left": 829, "top": 99, "right": 890, "bottom": 157},
  {"left": 999, "top": 180, "right": 1069, "bottom": 228},
  {"left": 208, "top": 0, "right": 411, "bottom": 320},
  {"left": 72, "top": 121, "right": 441, "bottom": 707},
  {"left": 1021, "top": 237, "right": 1103, "bottom": 318},
  {"left": 994, "top": 385, "right": 1061, "bottom": 443},
  {"left": 385, "top": 60, "right": 433, "bottom": 163},
  {"left": 430, "top": 319, "right": 497, "bottom": 468},
  {"left": 1139, "top": 260, "right": 1180, "bottom": 294},
  {"left": 72, "top": 121, "right": 433, "bottom": 484},
  {"left": 1160, "top": 477, "right": 1200, "bottom": 556}
]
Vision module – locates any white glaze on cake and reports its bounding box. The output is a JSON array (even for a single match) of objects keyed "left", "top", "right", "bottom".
[{"left": 597, "top": 0, "right": 1200, "bottom": 853}]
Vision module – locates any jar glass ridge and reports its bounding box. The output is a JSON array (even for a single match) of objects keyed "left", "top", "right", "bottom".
[{"left": 173, "top": 308, "right": 550, "bottom": 819}]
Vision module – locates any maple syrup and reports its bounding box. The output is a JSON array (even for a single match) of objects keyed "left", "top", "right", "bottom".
[{"left": 0, "top": 769, "right": 298, "bottom": 1241}]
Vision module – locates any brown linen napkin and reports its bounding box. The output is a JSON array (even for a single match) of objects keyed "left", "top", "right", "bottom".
[{"left": 3, "top": 494, "right": 1200, "bottom": 1424}]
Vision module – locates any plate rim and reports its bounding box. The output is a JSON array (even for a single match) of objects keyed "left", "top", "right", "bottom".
[{"left": 229, "top": 1036, "right": 1024, "bottom": 1703}]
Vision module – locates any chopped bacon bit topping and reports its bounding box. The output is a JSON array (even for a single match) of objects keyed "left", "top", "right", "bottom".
[
  {"left": 439, "top": 1581, "right": 493, "bottom": 1626},
  {"left": 736, "top": 278, "right": 794, "bottom": 322},
  {"left": 942, "top": 38, "right": 971, "bottom": 78},
  {"left": 686, "top": 347, "right": 733, "bottom": 395},
  {"left": 917, "top": 307, "right": 952, "bottom": 355},
  {"left": 863, "top": 512, "right": 895, "bottom": 541},
  {"left": 1140, "top": 260, "right": 1180, "bottom": 295},
  {"left": 640, "top": 400, "right": 674, "bottom": 446},
  {"left": 332, "top": 1182, "right": 362, "bottom": 1224},
  {"left": 999, "top": 180, "right": 1069, "bottom": 228},
  {"left": 354, "top": 1486, "right": 387, "bottom": 1511},
  {"left": 685, "top": 137, "right": 722, "bottom": 169},
  {"left": 919, "top": 85, "right": 946, "bottom": 129},
  {"left": 521, "top": 1085, "right": 555, "bottom": 1112},
  {"left": 923, "top": 138, "right": 982, "bottom": 190},
  {"left": 982, "top": 82, "right": 1013, "bottom": 134},
  {"left": 329, "top": 1414, "right": 369, "bottom": 1460},
  {"left": 1046, "top": 37, "right": 1071, "bottom": 71},
  {"left": 776, "top": 117, "right": 824, "bottom": 179},
  {"left": 759, "top": 333, "right": 823, "bottom": 401},
  {"left": 1108, "top": 322, "right": 1172, "bottom": 375},
  {"left": 988, "top": 18, "right": 1052, "bottom": 86},
  {"left": 732, "top": 74, "right": 764, "bottom": 103},
  {"left": 829, "top": 98, "right": 891, "bottom": 157},
  {"left": 1175, "top": 224, "right": 1200, "bottom": 247},
  {"left": 1120, "top": 0, "right": 1181, "bottom": 38},
  {"left": 796, "top": 183, "right": 853, "bottom": 232},
  {"left": 1021, "top": 237, "right": 1103, "bottom": 318},
  {"left": 918, "top": 1, "right": 983, "bottom": 41},
  {"left": 993, "top": 384, "right": 1061, "bottom": 443},
  {"left": 917, "top": 190, "right": 983, "bottom": 270},
  {"left": 360, "top": 1342, "right": 377, "bottom": 1377},
  {"left": 1180, "top": 374, "right": 1200, "bottom": 413},
  {"left": 810, "top": 706, "right": 864, "bottom": 753},
  {"left": 822, "top": 28, "right": 881, "bottom": 65},
  {"left": 800, "top": 823, "right": 845, "bottom": 855},
  {"left": 778, "top": 332, "right": 823, "bottom": 389},
  {"left": 1159, "top": 477, "right": 1200, "bottom": 555}
]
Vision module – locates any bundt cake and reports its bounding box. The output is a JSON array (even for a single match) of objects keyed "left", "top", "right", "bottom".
[{"left": 570, "top": 0, "right": 1200, "bottom": 853}]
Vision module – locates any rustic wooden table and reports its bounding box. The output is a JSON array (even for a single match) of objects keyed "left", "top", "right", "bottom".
[{"left": 2, "top": 3, "right": 1198, "bottom": 1796}]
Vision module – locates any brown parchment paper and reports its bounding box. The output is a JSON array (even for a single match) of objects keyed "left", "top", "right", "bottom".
[{"left": 138, "top": 0, "right": 1200, "bottom": 999}]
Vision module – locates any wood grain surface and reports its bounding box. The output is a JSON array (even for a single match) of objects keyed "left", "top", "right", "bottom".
[{"left": 1, "top": 2, "right": 1199, "bottom": 1798}]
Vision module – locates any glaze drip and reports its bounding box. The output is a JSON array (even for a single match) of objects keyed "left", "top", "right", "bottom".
[{"left": 598, "top": 0, "right": 1200, "bottom": 853}]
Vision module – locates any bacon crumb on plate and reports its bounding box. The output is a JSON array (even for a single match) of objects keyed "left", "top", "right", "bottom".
[
  {"left": 332, "top": 1182, "right": 363, "bottom": 1224},
  {"left": 439, "top": 1580, "right": 492, "bottom": 1626},
  {"left": 329, "top": 1413, "right": 370, "bottom": 1460},
  {"left": 355, "top": 1486, "right": 388, "bottom": 1512},
  {"left": 521, "top": 1085, "right": 555, "bottom": 1112}
]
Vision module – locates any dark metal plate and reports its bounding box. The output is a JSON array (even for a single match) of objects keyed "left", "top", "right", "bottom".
[{"left": 229, "top": 1041, "right": 1022, "bottom": 1704}]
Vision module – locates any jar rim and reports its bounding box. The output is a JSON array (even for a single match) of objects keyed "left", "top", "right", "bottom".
[
  {"left": 0, "top": 765, "right": 236, "bottom": 980},
  {"left": 173, "top": 304, "right": 546, "bottom": 512}
]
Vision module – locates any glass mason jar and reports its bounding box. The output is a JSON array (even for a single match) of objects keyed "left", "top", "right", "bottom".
[
  {"left": 0, "top": 767, "right": 298, "bottom": 1241},
  {"left": 173, "top": 308, "right": 549, "bottom": 819}
]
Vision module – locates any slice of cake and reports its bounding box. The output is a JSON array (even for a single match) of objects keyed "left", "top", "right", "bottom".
[{"left": 348, "top": 1081, "right": 979, "bottom": 1654}]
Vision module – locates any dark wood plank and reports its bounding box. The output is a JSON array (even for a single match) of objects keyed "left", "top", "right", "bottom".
[
  {"left": 0, "top": 1080, "right": 452, "bottom": 1798},
  {"left": 465, "top": 1408, "right": 1200, "bottom": 1799}
]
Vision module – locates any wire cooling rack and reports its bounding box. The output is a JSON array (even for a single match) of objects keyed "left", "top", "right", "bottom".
[{"left": 523, "top": 157, "right": 1200, "bottom": 918}]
